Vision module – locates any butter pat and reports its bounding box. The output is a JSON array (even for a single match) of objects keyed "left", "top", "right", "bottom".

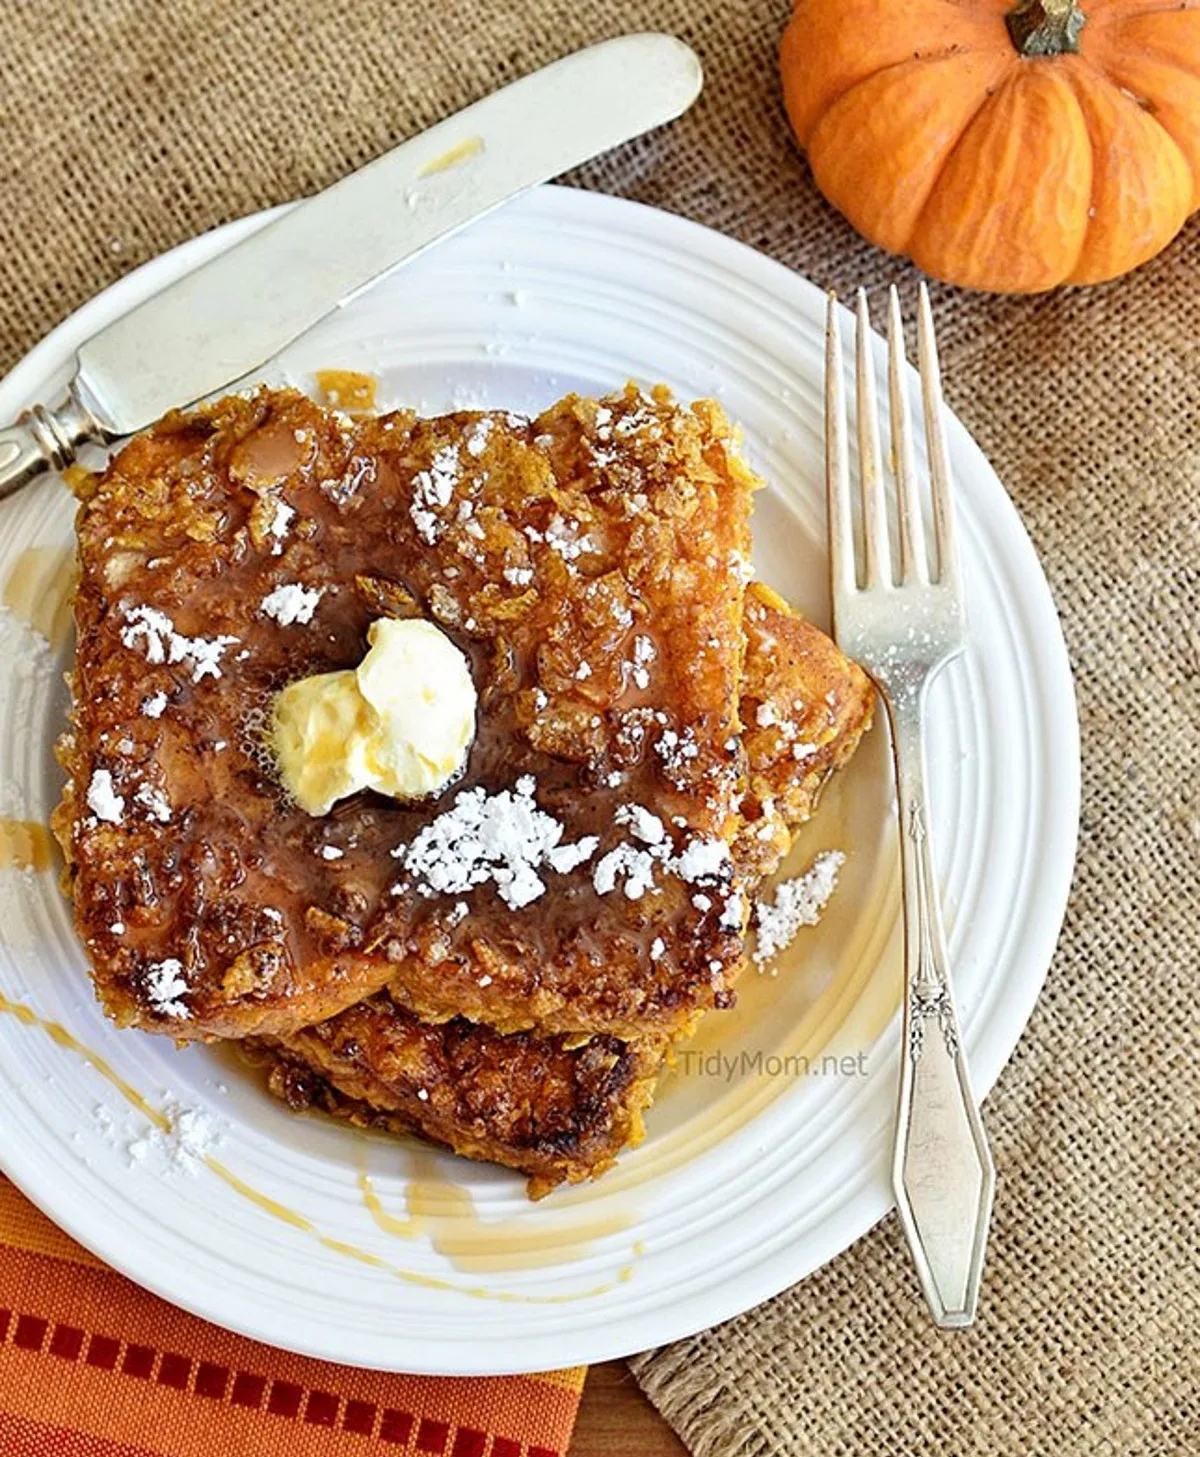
[
  {"left": 271, "top": 669, "right": 372, "bottom": 815},
  {"left": 273, "top": 618, "right": 476, "bottom": 815},
  {"left": 355, "top": 618, "right": 476, "bottom": 800}
]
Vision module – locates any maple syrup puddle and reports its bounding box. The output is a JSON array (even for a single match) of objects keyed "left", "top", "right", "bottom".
[
  {"left": 3, "top": 545, "right": 76, "bottom": 649},
  {"left": 418, "top": 135, "right": 485, "bottom": 177},
  {"left": 357, "top": 1148, "right": 635, "bottom": 1274},
  {"left": 0, "top": 820, "right": 57, "bottom": 873},
  {"left": 314, "top": 370, "right": 378, "bottom": 415},
  {"left": 0, "top": 990, "right": 637, "bottom": 1302}
]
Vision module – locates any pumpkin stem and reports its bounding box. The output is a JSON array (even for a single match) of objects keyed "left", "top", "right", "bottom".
[{"left": 1006, "top": 0, "right": 1086, "bottom": 56}]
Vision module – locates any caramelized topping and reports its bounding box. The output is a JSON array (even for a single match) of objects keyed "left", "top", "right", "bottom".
[{"left": 58, "top": 386, "right": 759, "bottom": 1041}]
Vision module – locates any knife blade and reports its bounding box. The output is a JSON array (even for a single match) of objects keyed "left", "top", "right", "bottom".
[{"left": 0, "top": 32, "right": 702, "bottom": 499}]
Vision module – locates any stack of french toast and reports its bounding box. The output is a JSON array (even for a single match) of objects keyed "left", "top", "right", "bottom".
[{"left": 55, "top": 382, "right": 871, "bottom": 1195}]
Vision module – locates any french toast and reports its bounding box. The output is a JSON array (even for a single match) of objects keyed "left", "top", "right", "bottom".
[
  {"left": 54, "top": 380, "right": 874, "bottom": 1194},
  {"left": 258, "top": 1006, "right": 667, "bottom": 1198},
  {"left": 253, "top": 588, "right": 874, "bottom": 1194},
  {"left": 55, "top": 386, "right": 762, "bottom": 1042},
  {"left": 734, "top": 582, "right": 874, "bottom": 880}
]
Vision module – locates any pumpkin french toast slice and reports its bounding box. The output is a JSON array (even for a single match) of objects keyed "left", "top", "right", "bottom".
[
  {"left": 56, "top": 385, "right": 759, "bottom": 1041},
  {"left": 258, "top": 1007, "right": 668, "bottom": 1199},
  {"left": 251, "top": 589, "right": 874, "bottom": 1194},
  {"left": 733, "top": 582, "right": 875, "bottom": 881}
]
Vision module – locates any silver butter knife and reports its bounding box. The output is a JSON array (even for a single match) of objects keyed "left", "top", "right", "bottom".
[{"left": 0, "top": 33, "right": 702, "bottom": 500}]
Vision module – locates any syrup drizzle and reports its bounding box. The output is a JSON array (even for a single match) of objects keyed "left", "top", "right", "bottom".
[
  {"left": 357, "top": 1148, "right": 635, "bottom": 1274},
  {"left": 417, "top": 135, "right": 485, "bottom": 177},
  {"left": 0, "top": 989, "right": 640, "bottom": 1302}
]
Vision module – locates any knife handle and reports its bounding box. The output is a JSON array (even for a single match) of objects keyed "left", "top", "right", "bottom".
[{"left": 0, "top": 386, "right": 108, "bottom": 501}]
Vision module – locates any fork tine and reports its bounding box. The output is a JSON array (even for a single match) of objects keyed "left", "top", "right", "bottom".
[
  {"left": 887, "top": 286, "right": 929, "bottom": 585},
  {"left": 825, "top": 293, "right": 855, "bottom": 612},
  {"left": 855, "top": 289, "right": 891, "bottom": 589},
  {"left": 917, "top": 282, "right": 959, "bottom": 587}
]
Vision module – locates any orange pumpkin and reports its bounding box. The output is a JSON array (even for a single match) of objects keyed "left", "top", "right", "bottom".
[{"left": 780, "top": 0, "right": 1200, "bottom": 291}]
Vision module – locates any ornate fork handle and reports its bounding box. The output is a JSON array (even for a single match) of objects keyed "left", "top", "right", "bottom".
[{"left": 888, "top": 688, "right": 995, "bottom": 1327}]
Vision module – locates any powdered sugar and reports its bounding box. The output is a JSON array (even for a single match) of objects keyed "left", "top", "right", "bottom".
[
  {"left": 544, "top": 515, "right": 593, "bottom": 562},
  {"left": 546, "top": 836, "right": 601, "bottom": 874},
  {"left": 120, "top": 605, "right": 237, "bottom": 682},
  {"left": 753, "top": 851, "right": 845, "bottom": 966},
  {"left": 86, "top": 769, "right": 124, "bottom": 824},
  {"left": 144, "top": 958, "right": 190, "bottom": 1019},
  {"left": 393, "top": 776, "right": 598, "bottom": 910},
  {"left": 260, "top": 583, "right": 323, "bottom": 626},
  {"left": 134, "top": 783, "right": 171, "bottom": 823},
  {"left": 655, "top": 726, "right": 701, "bottom": 783},
  {"left": 465, "top": 418, "right": 492, "bottom": 457},
  {"left": 267, "top": 499, "right": 295, "bottom": 552},
  {"left": 593, "top": 824, "right": 732, "bottom": 902},
  {"left": 630, "top": 634, "right": 656, "bottom": 691},
  {"left": 730, "top": 550, "right": 755, "bottom": 586},
  {"left": 410, "top": 445, "right": 461, "bottom": 544},
  {"left": 615, "top": 803, "right": 667, "bottom": 846},
  {"left": 673, "top": 838, "right": 732, "bottom": 884},
  {"left": 95, "top": 1100, "right": 222, "bottom": 1176},
  {"left": 592, "top": 842, "right": 660, "bottom": 900},
  {"left": 719, "top": 892, "right": 746, "bottom": 932}
]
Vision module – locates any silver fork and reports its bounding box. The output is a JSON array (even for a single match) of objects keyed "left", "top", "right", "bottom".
[{"left": 825, "top": 283, "right": 995, "bottom": 1327}]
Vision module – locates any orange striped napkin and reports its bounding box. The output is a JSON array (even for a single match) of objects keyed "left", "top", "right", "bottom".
[{"left": 0, "top": 1177, "right": 584, "bottom": 1456}]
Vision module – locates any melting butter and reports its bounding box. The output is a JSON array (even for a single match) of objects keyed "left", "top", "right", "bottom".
[{"left": 273, "top": 617, "right": 477, "bottom": 814}]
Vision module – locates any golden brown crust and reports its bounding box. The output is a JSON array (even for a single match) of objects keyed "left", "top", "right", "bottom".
[
  {"left": 58, "top": 385, "right": 759, "bottom": 1042},
  {"left": 255, "top": 1004, "right": 665, "bottom": 1198},
  {"left": 732, "top": 583, "right": 874, "bottom": 880}
]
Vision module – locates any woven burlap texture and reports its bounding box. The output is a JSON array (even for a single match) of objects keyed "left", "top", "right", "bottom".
[{"left": 3, "top": 2, "right": 1197, "bottom": 1453}]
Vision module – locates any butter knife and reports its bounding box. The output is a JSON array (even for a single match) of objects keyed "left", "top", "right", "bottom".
[{"left": 0, "top": 33, "right": 702, "bottom": 500}]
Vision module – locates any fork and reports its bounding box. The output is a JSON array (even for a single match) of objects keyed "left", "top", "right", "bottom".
[{"left": 825, "top": 283, "right": 995, "bottom": 1327}]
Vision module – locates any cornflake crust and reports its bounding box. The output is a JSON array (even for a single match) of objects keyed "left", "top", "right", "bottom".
[{"left": 55, "top": 385, "right": 761, "bottom": 1041}]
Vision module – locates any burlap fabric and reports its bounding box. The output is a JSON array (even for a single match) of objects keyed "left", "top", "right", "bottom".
[{"left": 3, "top": 1, "right": 1197, "bottom": 1452}]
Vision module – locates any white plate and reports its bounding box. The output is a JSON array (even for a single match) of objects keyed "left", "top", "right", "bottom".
[{"left": 0, "top": 186, "right": 1078, "bottom": 1374}]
